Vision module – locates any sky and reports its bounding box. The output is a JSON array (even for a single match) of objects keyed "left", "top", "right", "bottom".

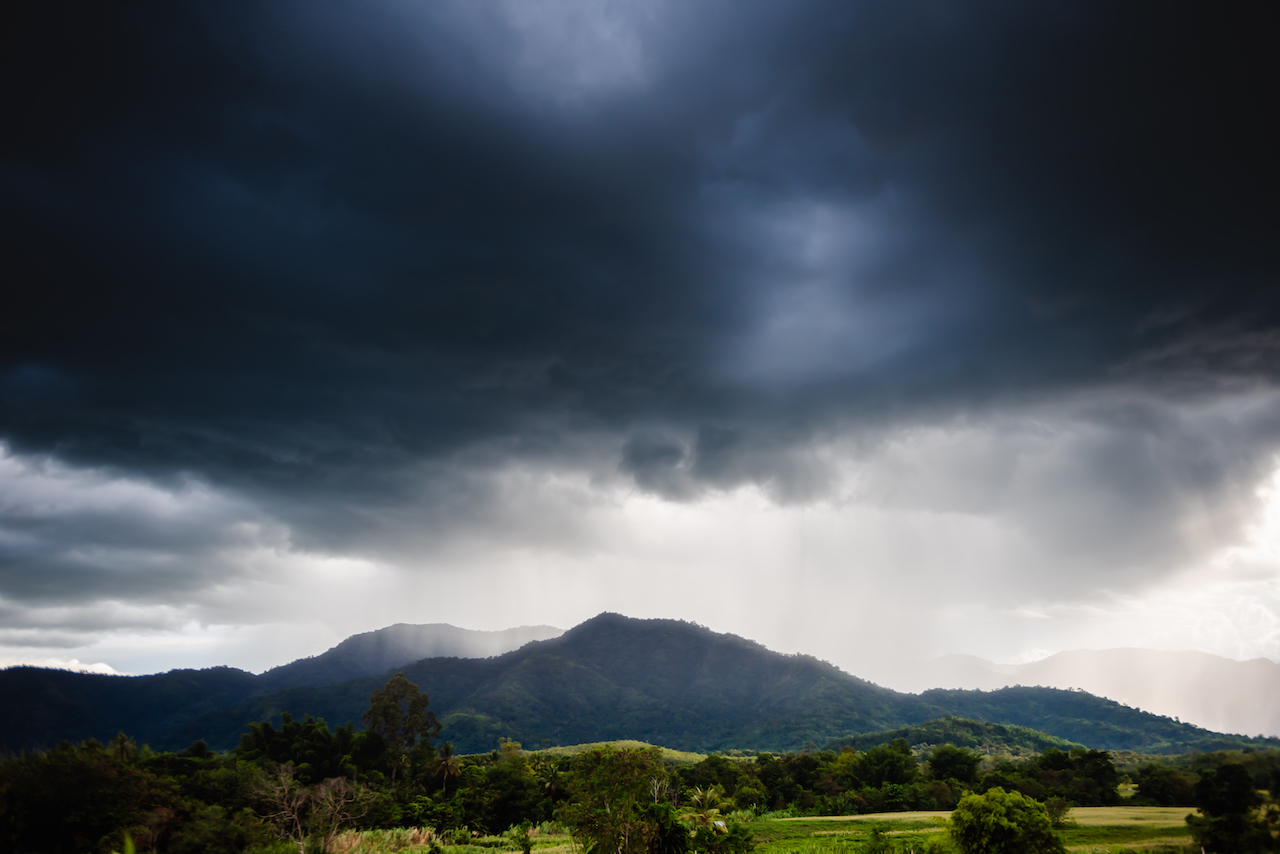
[{"left": 3, "top": 1, "right": 1280, "bottom": 685}]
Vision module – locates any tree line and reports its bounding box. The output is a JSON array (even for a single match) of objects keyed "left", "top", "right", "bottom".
[{"left": 2, "top": 672, "right": 1278, "bottom": 853}]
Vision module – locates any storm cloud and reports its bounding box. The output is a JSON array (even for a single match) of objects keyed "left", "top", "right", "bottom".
[{"left": 3, "top": 1, "right": 1279, "bottom": 675}]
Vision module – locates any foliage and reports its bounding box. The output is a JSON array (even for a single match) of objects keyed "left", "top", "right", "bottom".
[
  {"left": 1185, "top": 763, "right": 1279, "bottom": 853},
  {"left": 949, "top": 787, "right": 1064, "bottom": 854},
  {"left": 1133, "top": 762, "right": 1197, "bottom": 806},
  {"left": 1043, "top": 796, "right": 1071, "bottom": 826},
  {"left": 6, "top": 721, "right": 1267, "bottom": 854},
  {"left": 973, "top": 747, "right": 1120, "bottom": 807},
  {"left": 167, "top": 805, "right": 283, "bottom": 854},
  {"left": 237, "top": 713, "right": 384, "bottom": 785},
  {"left": 363, "top": 674, "right": 442, "bottom": 784},
  {"left": 928, "top": 745, "right": 981, "bottom": 785},
  {"left": 556, "top": 746, "right": 683, "bottom": 854},
  {"left": 827, "top": 717, "right": 1081, "bottom": 758},
  {"left": 0, "top": 737, "right": 183, "bottom": 854}
]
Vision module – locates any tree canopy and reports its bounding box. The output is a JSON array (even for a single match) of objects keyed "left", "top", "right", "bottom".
[
  {"left": 949, "top": 787, "right": 1064, "bottom": 854},
  {"left": 362, "top": 673, "right": 441, "bottom": 783}
]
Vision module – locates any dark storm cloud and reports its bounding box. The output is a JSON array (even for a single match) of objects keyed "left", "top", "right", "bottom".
[{"left": 3, "top": 0, "right": 1278, "bottom": 517}]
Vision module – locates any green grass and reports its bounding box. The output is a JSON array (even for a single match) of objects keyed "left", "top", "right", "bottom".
[
  {"left": 751, "top": 812, "right": 950, "bottom": 853},
  {"left": 1057, "top": 807, "right": 1193, "bottom": 851},
  {"left": 747, "top": 806, "right": 1195, "bottom": 854}
]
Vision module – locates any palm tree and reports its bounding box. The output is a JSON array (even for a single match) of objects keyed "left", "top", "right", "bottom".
[
  {"left": 679, "top": 786, "right": 726, "bottom": 830},
  {"left": 434, "top": 741, "right": 462, "bottom": 795},
  {"left": 532, "top": 756, "right": 563, "bottom": 801}
]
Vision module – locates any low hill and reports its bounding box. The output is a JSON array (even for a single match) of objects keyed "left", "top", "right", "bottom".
[
  {"left": 257, "top": 623, "right": 564, "bottom": 690},
  {"left": 528, "top": 740, "right": 710, "bottom": 764},
  {"left": 826, "top": 716, "right": 1082, "bottom": 756}
]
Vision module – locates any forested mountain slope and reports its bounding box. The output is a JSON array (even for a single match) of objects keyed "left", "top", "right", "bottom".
[{"left": 826, "top": 716, "right": 1083, "bottom": 756}]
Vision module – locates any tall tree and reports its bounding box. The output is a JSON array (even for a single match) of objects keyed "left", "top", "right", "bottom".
[
  {"left": 434, "top": 741, "right": 463, "bottom": 795},
  {"left": 362, "top": 673, "right": 441, "bottom": 783},
  {"left": 558, "top": 747, "right": 686, "bottom": 854},
  {"left": 950, "top": 787, "right": 1064, "bottom": 854}
]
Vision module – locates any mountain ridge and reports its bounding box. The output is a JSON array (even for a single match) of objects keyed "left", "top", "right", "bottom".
[
  {"left": 3, "top": 613, "right": 1276, "bottom": 756},
  {"left": 897, "top": 647, "right": 1280, "bottom": 738}
]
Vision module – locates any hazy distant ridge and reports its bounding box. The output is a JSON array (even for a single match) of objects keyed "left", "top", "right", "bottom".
[
  {"left": 258, "top": 623, "right": 564, "bottom": 690},
  {"left": 904, "top": 648, "right": 1280, "bottom": 738}
]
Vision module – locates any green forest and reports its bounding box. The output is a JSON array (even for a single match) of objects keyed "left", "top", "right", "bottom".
[{"left": 4, "top": 673, "right": 1279, "bottom": 854}]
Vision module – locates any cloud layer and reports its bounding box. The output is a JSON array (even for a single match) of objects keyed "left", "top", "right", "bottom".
[{"left": 3, "top": 1, "right": 1279, "bottom": 676}]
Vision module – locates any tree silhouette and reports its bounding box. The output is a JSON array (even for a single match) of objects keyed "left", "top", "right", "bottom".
[{"left": 362, "top": 672, "right": 441, "bottom": 783}]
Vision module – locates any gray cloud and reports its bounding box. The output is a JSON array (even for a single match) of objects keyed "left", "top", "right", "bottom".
[{"left": 3, "top": 1, "right": 1279, "bottom": 669}]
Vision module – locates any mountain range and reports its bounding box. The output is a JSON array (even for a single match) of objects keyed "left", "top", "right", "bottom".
[{"left": 2, "top": 614, "right": 1275, "bottom": 756}]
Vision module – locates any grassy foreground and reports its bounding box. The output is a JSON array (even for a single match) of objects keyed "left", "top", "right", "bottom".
[{"left": 322, "top": 807, "right": 1195, "bottom": 854}]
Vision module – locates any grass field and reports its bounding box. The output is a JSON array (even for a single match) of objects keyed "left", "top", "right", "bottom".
[
  {"left": 1057, "top": 806, "right": 1192, "bottom": 852},
  {"left": 749, "top": 806, "right": 1195, "bottom": 854}
]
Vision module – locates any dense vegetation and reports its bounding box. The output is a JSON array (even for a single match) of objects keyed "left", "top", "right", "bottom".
[
  {"left": 5, "top": 669, "right": 1280, "bottom": 853},
  {"left": 4, "top": 615, "right": 1274, "bottom": 755},
  {"left": 825, "top": 716, "right": 1082, "bottom": 756}
]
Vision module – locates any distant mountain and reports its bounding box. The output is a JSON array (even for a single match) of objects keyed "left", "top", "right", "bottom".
[
  {"left": 900, "top": 649, "right": 1280, "bottom": 738},
  {"left": 257, "top": 623, "right": 564, "bottom": 690},
  {"left": 3, "top": 614, "right": 1275, "bottom": 756}
]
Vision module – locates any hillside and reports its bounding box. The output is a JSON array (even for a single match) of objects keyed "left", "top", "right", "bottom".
[
  {"left": 4, "top": 614, "right": 1276, "bottom": 756},
  {"left": 826, "top": 716, "right": 1083, "bottom": 756},
  {"left": 0, "top": 665, "right": 259, "bottom": 753}
]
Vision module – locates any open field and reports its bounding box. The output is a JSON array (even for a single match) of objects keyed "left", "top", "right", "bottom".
[
  {"left": 754, "top": 813, "right": 949, "bottom": 853},
  {"left": 751, "top": 806, "right": 1194, "bottom": 854},
  {"left": 1057, "top": 807, "right": 1192, "bottom": 852}
]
